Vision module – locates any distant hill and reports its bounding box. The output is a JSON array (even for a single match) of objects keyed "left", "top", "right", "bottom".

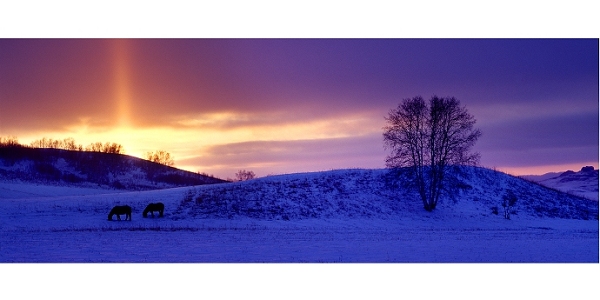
[
  {"left": 0, "top": 146, "right": 227, "bottom": 190},
  {"left": 176, "top": 167, "right": 598, "bottom": 221},
  {"left": 523, "top": 166, "right": 598, "bottom": 201}
]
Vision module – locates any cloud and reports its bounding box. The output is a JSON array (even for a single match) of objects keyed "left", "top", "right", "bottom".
[
  {"left": 476, "top": 111, "right": 598, "bottom": 168},
  {"left": 477, "top": 111, "right": 598, "bottom": 151},
  {"left": 178, "top": 134, "right": 386, "bottom": 178}
]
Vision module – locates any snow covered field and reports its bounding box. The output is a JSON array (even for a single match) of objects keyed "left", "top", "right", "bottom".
[
  {"left": 1, "top": 169, "right": 597, "bottom": 263},
  {"left": 2, "top": 217, "right": 596, "bottom": 263}
]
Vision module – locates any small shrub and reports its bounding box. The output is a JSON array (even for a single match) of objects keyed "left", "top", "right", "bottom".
[
  {"left": 183, "top": 189, "right": 195, "bottom": 204},
  {"left": 34, "top": 162, "right": 62, "bottom": 180},
  {"left": 111, "top": 180, "right": 125, "bottom": 189},
  {"left": 491, "top": 206, "right": 498, "bottom": 215},
  {"left": 235, "top": 169, "right": 255, "bottom": 181},
  {"left": 502, "top": 190, "right": 518, "bottom": 220},
  {"left": 62, "top": 173, "right": 83, "bottom": 183}
]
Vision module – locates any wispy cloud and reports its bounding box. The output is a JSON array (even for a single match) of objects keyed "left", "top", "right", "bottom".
[{"left": 179, "top": 134, "right": 385, "bottom": 177}]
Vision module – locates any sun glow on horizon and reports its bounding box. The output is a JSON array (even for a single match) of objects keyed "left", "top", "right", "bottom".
[
  {"left": 12, "top": 122, "right": 598, "bottom": 180},
  {"left": 9, "top": 109, "right": 388, "bottom": 177}
]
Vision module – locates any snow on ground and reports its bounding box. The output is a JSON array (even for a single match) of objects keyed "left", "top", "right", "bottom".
[
  {"left": 523, "top": 167, "right": 599, "bottom": 201},
  {"left": 0, "top": 181, "right": 124, "bottom": 199},
  {"left": 1, "top": 169, "right": 597, "bottom": 263},
  {"left": 2, "top": 217, "right": 596, "bottom": 263},
  {"left": 538, "top": 174, "right": 599, "bottom": 201}
]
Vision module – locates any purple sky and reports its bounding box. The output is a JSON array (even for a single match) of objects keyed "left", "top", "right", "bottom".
[{"left": 0, "top": 39, "right": 598, "bottom": 178}]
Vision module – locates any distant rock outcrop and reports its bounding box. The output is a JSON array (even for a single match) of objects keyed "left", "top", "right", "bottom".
[
  {"left": 581, "top": 166, "right": 595, "bottom": 173},
  {"left": 524, "top": 166, "right": 598, "bottom": 201}
]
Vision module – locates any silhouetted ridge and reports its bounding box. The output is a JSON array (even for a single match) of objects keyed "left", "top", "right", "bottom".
[{"left": 0, "top": 146, "right": 226, "bottom": 190}]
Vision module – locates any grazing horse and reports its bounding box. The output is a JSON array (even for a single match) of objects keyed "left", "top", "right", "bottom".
[
  {"left": 143, "top": 202, "right": 164, "bottom": 218},
  {"left": 108, "top": 205, "right": 132, "bottom": 221}
]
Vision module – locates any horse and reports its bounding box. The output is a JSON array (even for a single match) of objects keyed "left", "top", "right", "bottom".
[
  {"left": 143, "top": 202, "right": 164, "bottom": 218},
  {"left": 108, "top": 205, "right": 132, "bottom": 221}
]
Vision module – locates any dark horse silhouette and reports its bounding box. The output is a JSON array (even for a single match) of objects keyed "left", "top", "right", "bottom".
[
  {"left": 143, "top": 202, "right": 164, "bottom": 218},
  {"left": 108, "top": 205, "right": 132, "bottom": 221}
]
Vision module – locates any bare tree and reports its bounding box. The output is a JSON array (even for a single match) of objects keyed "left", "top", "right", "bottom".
[
  {"left": 84, "top": 141, "right": 124, "bottom": 154},
  {"left": 85, "top": 141, "right": 104, "bottom": 152},
  {"left": 383, "top": 95, "right": 481, "bottom": 211},
  {"left": 30, "top": 137, "right": 55, "bottom": 148},
  {"left": 235, "top": 169, "right": 256, "bottom": 181},
  {"left": 102, "top": 142, "right": 124, "bottom": 154},
  {"left": 21, "top": 136, "right": 126, "bottom": 153},
  {"left": 502, "top": 190, "right": 518, "bottom": 220},
  {"left": 145, "top": 150, "right": 175, "bottom": 167},
  {"left": 0, "top": 136, "right": 20, "bottom": 147},
  {"left": 30, "top": 137, "right": 83, "bottom": 151},
  {"left": 61, "top": 137, "right": 80, "bottom": 151}
]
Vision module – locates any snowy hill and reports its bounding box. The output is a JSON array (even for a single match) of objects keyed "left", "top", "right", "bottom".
[
  {"left": 523, "top": 166, "right": 599, "bottom": 201},
  {"left": 0, "top": 146, "right": 226, "bottom": 193},
  {"left": 174, "top": 167, "right": 598, "bottom": 221}
]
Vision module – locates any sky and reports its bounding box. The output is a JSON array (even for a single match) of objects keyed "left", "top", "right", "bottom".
[{"left": 0, "top": 38, "right": 597, "bottom": 179}]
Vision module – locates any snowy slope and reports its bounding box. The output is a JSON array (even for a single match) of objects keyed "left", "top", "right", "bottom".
[
  {"left": 523, "top": 166, "right": 599, "bottom": 200},
  {"left": 0, "top": 181, "right": 125, "bottom": 199},
  {"left": 176, "top": 167, "right": 598, "bottom": 221},
  {"left": 0, "top": 146, "right": 226, "bottom": 191}
]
